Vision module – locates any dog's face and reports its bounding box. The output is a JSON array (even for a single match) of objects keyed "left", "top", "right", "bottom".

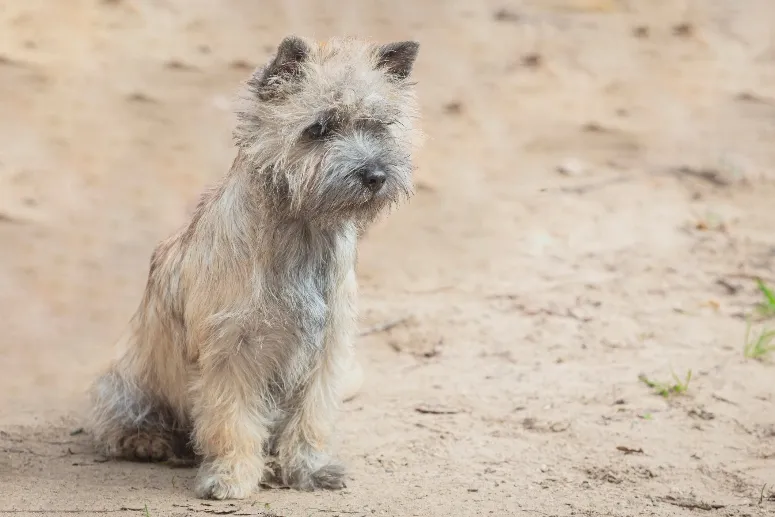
[{"left": 234, "top": 36, "right": 420, "bottom": 226}]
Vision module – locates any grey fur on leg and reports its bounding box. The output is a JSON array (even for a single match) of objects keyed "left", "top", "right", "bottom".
[
  {"left": 90, "top": 368, "right": 193, "bottom": 463},
  {"left": 88, "top": 35, "right": 421, "bottom": 500},
  {"left": 284, "top": 455, "right": 346, "bottom": 491},
  {"left": 311, "top": 461, "right": 347, "bottom": 490}
]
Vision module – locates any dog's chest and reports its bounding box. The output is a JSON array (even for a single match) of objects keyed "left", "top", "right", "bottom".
[{"left": 253, "top": 228, "right": 346, "bottom": 348}]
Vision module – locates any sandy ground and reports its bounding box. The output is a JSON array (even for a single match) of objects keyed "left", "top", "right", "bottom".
[{"left": 1, "top": 0, "right": 775, "bottom": 515}]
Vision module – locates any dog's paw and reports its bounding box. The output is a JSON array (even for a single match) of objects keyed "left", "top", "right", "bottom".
[
  {"left": 117, "top": 432, "right": 174, "bottom": 462},
  {"left": 310, "top": 461, "right": 347, "bottom": 490},
  {"left": 285, "top": 459, "right": 347, "bottom": 491},
  {"left": 195, "top": 473, "right": 253, "bottom": 500},
  {"left": 195, "top": 462, "right": 257, "bottom": 500}
]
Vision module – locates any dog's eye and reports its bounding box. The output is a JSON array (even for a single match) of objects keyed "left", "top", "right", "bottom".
[
  {"left": 353, "top": 118, "right": 394, "bottom": 133},
  {"left": 304, "top": 120, "right": 331, "bottom": 140}
]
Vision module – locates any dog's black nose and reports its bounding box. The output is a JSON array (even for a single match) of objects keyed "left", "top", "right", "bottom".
[{"left": 359, "top": 167, "right": 386, "bottom": 193}]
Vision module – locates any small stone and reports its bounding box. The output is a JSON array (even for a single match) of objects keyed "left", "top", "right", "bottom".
[
  {"left": 672, "top": 23, "right": 693, "bottom": 37},
  {"left": 521, "top": 53, "right": 542, "bottom": 68},
  {"left": 632, "top": 26, "right": 650, "bottom": 38},
  {"left": 493, "top": 9, "right": 520, "bottom": 22},
  {"left": 443, "top": 101, "right": 463, "bottom": 115}
]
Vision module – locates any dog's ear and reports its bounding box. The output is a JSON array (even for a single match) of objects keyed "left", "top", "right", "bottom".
[
  {"left": 250, "top": 36, "right": 312, "bottom": 99},
  {"left": 375, "top": 41, "right": 419, "bottom": 80},
  {"left": 267, "top": 36, "right": 311, "bottom": 80}
]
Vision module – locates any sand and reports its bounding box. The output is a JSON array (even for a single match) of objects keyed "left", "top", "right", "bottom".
[{"left": 1, "top": 0, "right": 774, "bottom": 515}]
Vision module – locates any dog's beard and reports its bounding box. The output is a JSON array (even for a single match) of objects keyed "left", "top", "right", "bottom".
[
  {"left": 303, "top": 189, "right": 388, "bottom": 223},
  {"left": 265, "top": 156, "right": 412, "bottom": 226}
]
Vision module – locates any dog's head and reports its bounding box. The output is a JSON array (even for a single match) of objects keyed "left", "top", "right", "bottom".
[{"left": 235, "top": 36, "right": 420, "bottom": 226}]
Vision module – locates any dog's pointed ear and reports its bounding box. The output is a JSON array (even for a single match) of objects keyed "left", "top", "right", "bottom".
[
  {"left": 250, "top": 36, "right": 312, "bottom": 99},
  {"left": 267, "top": 36, "right": 311, "bottom": 79},
  {"left": 375, "top": 41, "right": 419, "bottom": 80}
]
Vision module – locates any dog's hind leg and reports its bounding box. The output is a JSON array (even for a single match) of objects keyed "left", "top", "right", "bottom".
[{"left": 90, "top": 368, "right": 192, "bottom": 462}]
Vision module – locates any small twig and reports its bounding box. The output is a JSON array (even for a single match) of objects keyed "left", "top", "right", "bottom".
[
  {"left": 736, "top": 92, "right": 775, "bottom": 105},
  {"left": 387, "top": 341, "right": 402, "bottom": 353},
  {"left": 485, "top": 293, "right": 518, "bottom": 300},
  {"left": 671, "top": 166, "right": 730, "bottom": 187},
  {"left": 233, "top": 514, "right": 282, "bottom": 517},
  {"left": 359, "top": 316, "right": 410, "bottom": 336},
  {"left": 38, "top": 439, "right": 77, "bottom": 445},
  {"left": 169, "top": 505, "right": 253, "bottom": 516},
  {"left": 308, "top": 510, "right": 359, "bottom": 515},
  {"left": 488, "top": 300, "right": 593, "bottom": 322},
  {"left": 712, "top": 394, "right": 738, "bottom": 406},
  {"left": 0, "top": 447, "right": 63, "bottom": 458},
  {"left": 718, "top": 272, "right": 775, "bottom": 285},
  {"left": 163, "top": 456, "right": 198, "bottom": 468},
  {"left": 0, "top": 447, "right": 29, "bottom": 454},
  {"left": 616, "top": 446, "right": 644, "bottom": 455},
  {"left": 688, "top": 408, "right": 715, "bottom": 421},
  {"left": 715, "top": 278, "right": 741, "bottom": 295},
  {"left": 414, "top": 422, "right": 453, "bottom": 435},
  {"left": 657, "top": 495, "right": 725, "bottom": 511},
  {"left": 233, "top": 514, "right": 283, "bottom": 517},
  {"left": 733, "top": 418, "right": 754, "bottom": 434},
  {"left": 415, "top": 404, "right": 461, "bottom": 415}
]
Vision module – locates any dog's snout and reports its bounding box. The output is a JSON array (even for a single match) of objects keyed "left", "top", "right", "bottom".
[{"left": 358, "top": 166, "right": 387, "bottom": 193}]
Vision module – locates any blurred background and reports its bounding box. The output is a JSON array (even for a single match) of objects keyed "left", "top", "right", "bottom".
[{"left": 1, "top": 1, "right": 774, "bottom": 515}]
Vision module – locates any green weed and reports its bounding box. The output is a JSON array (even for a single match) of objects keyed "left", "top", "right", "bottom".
[
  {"left": 744, "top": 320, "right": 775, "bottom": 360},
  {"left": 638, "top": 370, "right": 692, "bottom": 397},
  {"left": 755, "top": 279, "right": 775, "bottom": 317}
]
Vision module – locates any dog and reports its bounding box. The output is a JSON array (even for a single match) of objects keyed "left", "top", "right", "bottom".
[{"left": 89, "top": 35, "right": 421, "bottom": 500}]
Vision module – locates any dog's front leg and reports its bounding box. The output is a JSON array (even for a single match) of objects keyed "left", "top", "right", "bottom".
[
  {"left": 190, "top": 326, "right": 270, "bottom": 500},
  {"left": 274, "top": 270, "right": 357, "bottom": 491},
  {"left": 273, "top": 360, "right": 347, "bottom": 491}
]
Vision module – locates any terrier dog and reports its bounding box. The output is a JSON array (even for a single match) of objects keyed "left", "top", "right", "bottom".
[{"left": 89, "top": 35, "right": 420, "bottom": 500}]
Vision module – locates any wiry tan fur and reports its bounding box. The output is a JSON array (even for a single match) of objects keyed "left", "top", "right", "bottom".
[{"left": 88, "top": 36, "right": 420, "bottom": 500}]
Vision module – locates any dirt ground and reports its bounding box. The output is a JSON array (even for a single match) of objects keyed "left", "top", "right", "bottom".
[{"left": 1, "top": 0, "right": 775, "bottom": 515}]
